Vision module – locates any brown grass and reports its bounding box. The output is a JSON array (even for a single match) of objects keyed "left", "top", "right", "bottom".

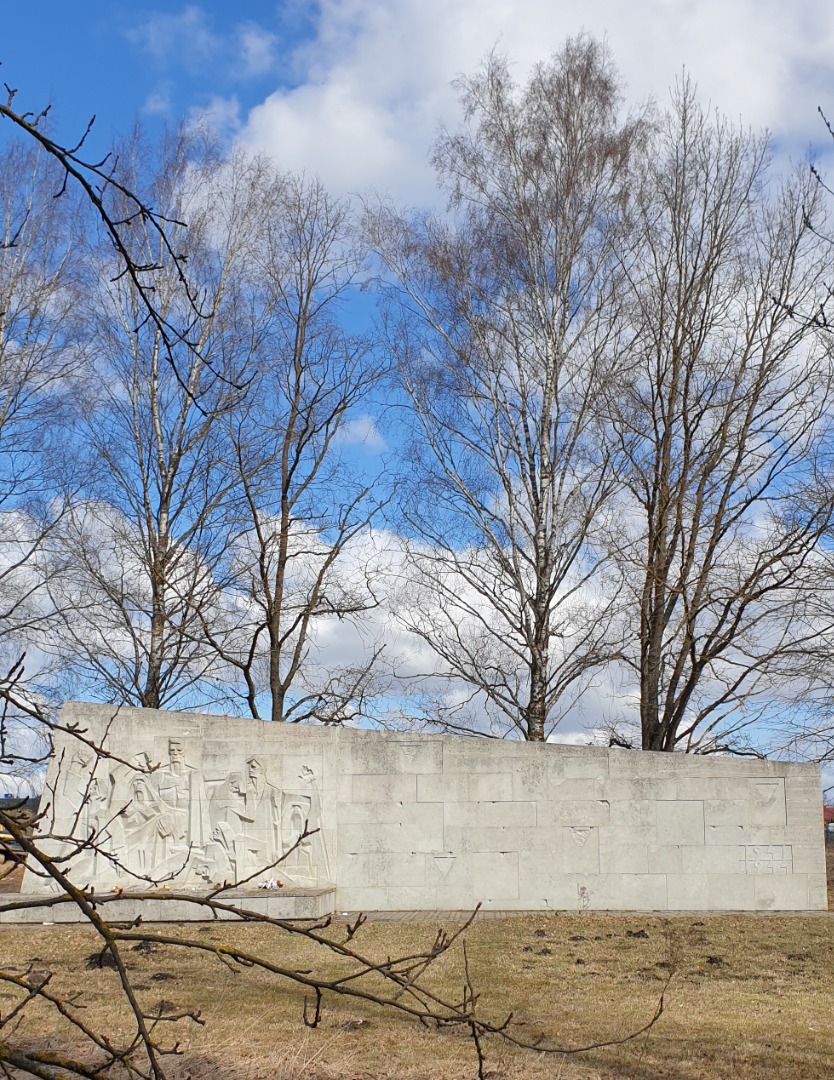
[{"left": 2, "top": 910, "right": 834, "bottom": 1080}]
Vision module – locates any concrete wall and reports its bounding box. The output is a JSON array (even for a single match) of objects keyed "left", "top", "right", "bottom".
[{"left": 24, "top": 703, "right": 828, "bottom": 911}]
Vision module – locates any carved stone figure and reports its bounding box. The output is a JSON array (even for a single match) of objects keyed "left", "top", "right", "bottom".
[
  {"left": 237, "top": 757, "right": 282, "bottom": 876},
  {"left": 281, "top": 765, "right": 330, "bottom": 883},
  {"left": 119, "top": 775, "right": 175, "bottom": 878},
  {"left": 152, "top": 738, "right": 209, "bottom": 852}
]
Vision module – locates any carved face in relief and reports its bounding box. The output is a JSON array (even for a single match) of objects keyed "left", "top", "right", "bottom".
[
  {"left": 247, "top": 758, "right": 264, "bottom": 784},
  {"left": 132, "top": 777, "right": 150, "bottom": 803},
  {"left": 168, "top": 739, "right": 185, "bottom": 768}
]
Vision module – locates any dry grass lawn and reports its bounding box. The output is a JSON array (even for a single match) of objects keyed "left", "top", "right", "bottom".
[{"left": 2, "top": 909, "right": 834, "bottom": 1080}]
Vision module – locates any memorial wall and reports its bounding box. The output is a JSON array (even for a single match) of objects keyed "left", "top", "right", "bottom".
[{"left": 24, "top": 702, "right": 828, "bottom": 911}]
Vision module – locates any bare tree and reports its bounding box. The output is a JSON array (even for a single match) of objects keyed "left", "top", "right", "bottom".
[
  {"left": 367, "top": 39, "right": 645, "bottom": 740},
  {"left": 607, "top": 81, "right": 834, "bottom": 753},
  {"left": 200, "top": 171, "right": 389, "bottom": 723},
  {"left": 42, "top": 132, "right": 264, "bottom": 710},
  {"left": 0, "top": 141, "right": 81, "bottom": 661}
]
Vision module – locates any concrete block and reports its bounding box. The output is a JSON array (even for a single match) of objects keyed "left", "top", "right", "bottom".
[
  {"left": 537, "top": 874, "right": 596, "bottom": 910},
  {"left": 784, "top": 766, "right": 822, "bottom": 789},
  {"left": 443, "top": 801, "right": 536, "bottom": 828},
  {"left": 546, "top": 776, "right": 607, "bottom": 801},
  {"left": 350, "top": 774, "right": 417, "bottom": 803},
  {"left": 587, "top": 874, "right": 668, "bottom": 910},
  {"left": 443, "top": 825, "right": 556, "bottom": 855},
  {"left": 608, "top": 751, "right": 719, "bottom": 778},
  {"left": 744, "top": 845, "right": 793, "bottom": 874},
  {"left": 606, "top": 777, "right": 677, "bottom": 802},
  {"left": 442, "top": 744, "right": 526, "bottom": 774},
  {"left": 703, "top": 800, "right": 749, "bottom": 826},
  {"left": 516, "top": 852, "right": 570, "bottom": 897},
  {"left": 809, "top": 878, "right": 829, "bottom": 909},
  {"left": 560, "top": 751, "right": 609, "bottom": 779},
  {"left": 748, "top": 778, "right": 786, "bottom": 826},
  {"left": 707, "top": 874, "right": 755, "bottom": 910},
  {"left": 385, "top": 886, "right": 439, "bottom": 910},
  {"left": 705, "top": 824, "right": 746, "bottom": 845},
  {"left": 339, "top": 852, "right": 426, "bottom": 888},
  {"left": 657, "top": 801, "right": 704, "bottom": 846},
  {"left": 754, "top": 875, "right": 809, "bottom": 910},
  {"left": 741, "top": 825, "right": 820, "bottom": 846},
  {"left": 343, "top": 736, "right": 442, "bottom": 775},
  {"left": 676, "top": 777, "right": 739, "bottom": 802},
  {"left": 417, "top": 772, "right": 513, "bottom": 803},
  {"left": 666, "top": 875, "right": 709, "bottom": 909},
  {"left": 337, "top": 802, "right": 442, "bottom": 828},
  {"left": 786, "top": 806, "right": 824, "bottom": 827},
  {"left": 562, "top": 826, "right": 600, "bottom": 872},
  {"left": 510, "top": 758, "right": 558, "bottom": 800},
  {"left": 790, "top": 846, "right": 826, "bottom": 874},
  {"left": 679, "top": 844, "right": 746, "bottom": 875},
  {"left": 472, "top": 851, "right": 519, "bottom": 900},
  {"left": 537, "top": 799, "right": 610, "bottom": 827},
  {"left": 427, "top": 852, "right": 470, "bottom": 889},
  {"left": 337, "top": 819, "right": 443, "bottom": 854},
  {"left": 334, "top": 886, "right": 388, "bottom": 910},
  {"left": 608, "top": 800, "right": 658, "bottom": 837},
  {"left": 647, "top": 844, "right": 682, "bottom": 874},
  {"left": 599, "top": 836, "right": 649, "bottom": 874},
  {"left": 281, "top": 755, "right": 324, "bottom": 790}
]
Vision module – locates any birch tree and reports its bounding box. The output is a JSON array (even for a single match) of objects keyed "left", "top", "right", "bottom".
[
  {"left": 200, "top": 172, "right": 388, "bottom": 723},
  {"left": 609, "top": 83, "right": 834, "bottom": 753},
  {"left": 0, "top": 142, "right": 81, "bottom": 662},
  {"left": 45, "top": 134, "right": 264, "bottom": 709},
  {"left": 368, "top": 39, "right": 645, "bottom": 740}
]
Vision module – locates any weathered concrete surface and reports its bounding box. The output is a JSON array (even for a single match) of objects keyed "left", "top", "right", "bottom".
[
  {"left": 20, "top": 703, "right": 827, "bottom": 912},
  {"left": 0, "top": 887, "right": 335, "bottom": 923}
]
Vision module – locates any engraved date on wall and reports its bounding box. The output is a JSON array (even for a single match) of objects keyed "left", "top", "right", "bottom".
[{"left": 745, "top": 845, "right": 793, "bottom": 874}]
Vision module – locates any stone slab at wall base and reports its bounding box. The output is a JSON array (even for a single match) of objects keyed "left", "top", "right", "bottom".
[
  {"left": 21, "top": 703, "right": 828, "bottom": 913},
  {"left": 0, "top": 888, "right": 336, "bottom": 924}
]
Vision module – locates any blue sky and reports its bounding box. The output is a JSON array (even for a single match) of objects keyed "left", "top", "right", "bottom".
[
  {"left": 1, "top": 4, "right": 311, "bottom": 156},
  {"left": 3, "top": 1, "right": 834, "bottom": 205}
]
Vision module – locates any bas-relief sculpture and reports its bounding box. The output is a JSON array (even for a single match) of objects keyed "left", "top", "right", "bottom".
[{"left": 57, "top": 735, "right": 331, "bottom": 889}]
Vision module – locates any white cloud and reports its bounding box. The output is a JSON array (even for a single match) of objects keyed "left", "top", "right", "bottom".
[
  {"left": 141, "top": 83, "right": 173, "bottom": 116},
  {"left": 188, "top": 95, "right": 242, "bottom": 140},
  {"left": 237, "top": 0, "right": 834, "bottom": 203},
  {"left": 128, "top": 5, "right": 219, "bottom": 71},
  {"left": 336, "top": 414, "right": 387, "bottom": 452},
  {"left": 237, "top": 23, "right": 278, "bottom": 77},
  {"left": 128, "top": 8, "right": 285, "bottom": 84}
]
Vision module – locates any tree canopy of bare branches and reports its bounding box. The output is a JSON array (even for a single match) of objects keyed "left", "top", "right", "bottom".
[
  {"left": 367, "top": 39, "right": 646, "bottom": 740},
  {"left": 0, "top": 141, "right": 81, "bottom": 665},
  {"left": 40, "top": 131, "right": 261, "bottom": 711},
  {"left": 607, "top": 82, "right": 834, "bottom": 753},
  {"left": 200, "top": 171, "right": 389, "bottom": 724}
]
